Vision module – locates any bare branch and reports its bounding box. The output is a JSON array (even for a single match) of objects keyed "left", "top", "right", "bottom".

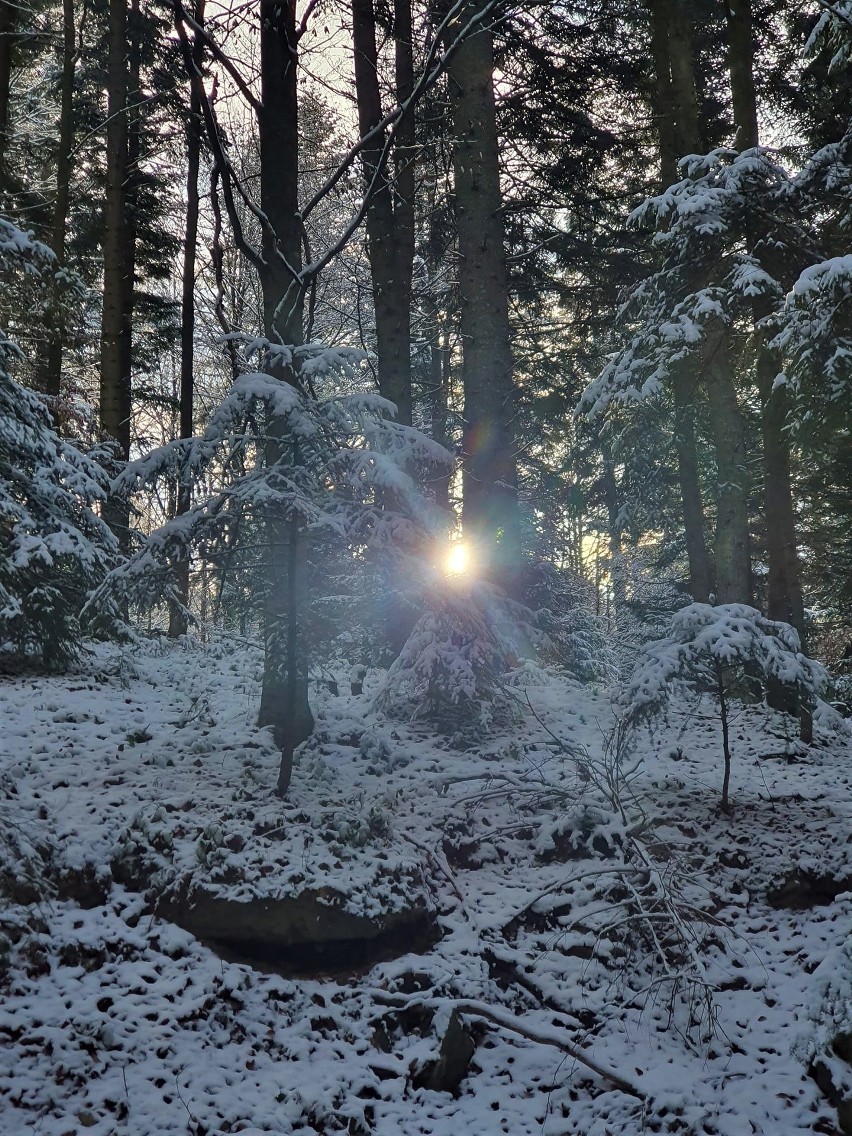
[
  {"left": 371, "top": 990, "right": 645, "bottom": 1097},
  {"left": 296, "top": 0, "right": 320, "bottom": 40},
  {"left": 172, "top": 15, "right": 263, "bottom": 269},
  {"left": 165, "top": 0, "right": 262, "bottom": 113},
  {"left": 299, "top": 0, "right": 509, "bottom": 229}
]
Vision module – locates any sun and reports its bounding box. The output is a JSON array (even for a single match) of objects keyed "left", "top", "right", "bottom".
[{"left": 446, "top": 541, "right": 470, "bottom": 576}]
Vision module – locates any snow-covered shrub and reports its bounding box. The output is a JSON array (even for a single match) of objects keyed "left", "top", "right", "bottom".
[
  {"left": 0, "top": 774, "right": 53, "bottom": 906},
  {"left": 626, "top": 603, "right": 828, "bottom": 811},
  {"left": 0, "top": 217, "right": 119, "bottom": 668},
  {"left": 522, "top": 559, "right": 612, "bottom": 682},
  {"left": 797, "top": 931, "right": 852, "bottom": 1118},
  {"left": 375, "top": 578, "right": 534, "bottom": 742}
]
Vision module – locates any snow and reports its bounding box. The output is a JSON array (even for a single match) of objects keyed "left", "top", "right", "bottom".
[
  {"left": 791, "top": 254, "right": 852, "bottom": 298},
  {"left": 1, "top": 636, "right": 850, "bottom": 1134},
  {"left": 625, "top": 603, "right": 829, "bottom": 715}
]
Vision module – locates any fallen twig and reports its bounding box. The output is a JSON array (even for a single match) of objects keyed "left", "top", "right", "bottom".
[{"left": 370, "top": 990, "right": 645, "bottom": 1098}]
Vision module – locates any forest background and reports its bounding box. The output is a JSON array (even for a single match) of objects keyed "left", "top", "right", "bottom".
[
  {"left": 2, "top": 0, "right": 852, "bottom": 733},
  {"left": 4, "top": 2, "right": 852, "bottom": 1133}
]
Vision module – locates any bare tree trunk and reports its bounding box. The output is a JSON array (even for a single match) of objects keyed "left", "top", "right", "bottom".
[
  {"left": 169, "top": 0, "right": 205, "bottom": 639},
  {"left": 704, "top": 327, "right": 751, "bottom": 604},
  {"left": 725, "top": 0, "right": 808, "bottom": 736},
  {"left": 447, "top": 4, "right": 521, "bottom": 594},
  {"left": 99, "top": 0, "right": 133, "bottom": 548},
  {"left": 255, "top": 0, "right": 313, "bottom": 795},
  {"left": 599, "top": 434, "right": 627, "bottom": 614},
  {"left": 350, "top": 0, "right": 413, "bottom": 425},
  {"left": 393, "top": 0, "right": 415, "bottom": 416},
  {"left": 724, "top": 0, "right": 759, "bottom": 152},
  {"left": 647, "top": 0, "right": 713, "bottom": 601},
  {"left": 647, "top": 0, "right": 677, "bottom": 188},
  {"left": 724, "top": 0, "right": 803, "bottom": 627},
  {"left": 39, "top": 0, "right": 77, "bottom": 398},
  {"left": 672, "top": 370, "right": 713, "bottom": 602},
  {"left": 426, "top": 294, "right": 452, "bottom": 512},
  {"left": 716, "top": 663, "right": 733, "bottom": 814}
]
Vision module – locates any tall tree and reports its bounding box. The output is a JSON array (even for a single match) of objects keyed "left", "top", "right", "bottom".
[
  {"left": 648, "top": 0, "right": 751, "bottom": 604},
  {"left": 168, "top": 0, "right": 204, "bottom": 638},
  {"left": 255, "top": 0, "right": 313, "bottom": 794},
  {"left": 447, "top": 2, "right": 521, "bottom": 593},
  {"left": 724, "top": 0, "right": 804, "bottom": 636},
  {"left": 42, "top": 0, "right": 78, "bottom": 398},
  {"left": 99, "top": 0, "right": 133, "bottom": 545},
  {"left": 0, "top": 0, "right": 16, "bottom": 184},
  {"left": 351, "top": 0, "right": 415, "bottom": 426},
  {"left": 647, "top": 0, "right": 713, "bottom": 603}
]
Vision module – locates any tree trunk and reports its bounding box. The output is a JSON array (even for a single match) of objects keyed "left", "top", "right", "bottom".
[
  {"left": 725, "top": 0, "right": 804, "bottom": 631},
  {"left": 351, "top": 0, "right": 413, "bottom": 425},
  {"left": 169, "top": 0, "right": 205, "bottom": 639},
  {"left": 716, "top": 663, "right": 733, "bottom": 814},
  {"left": 704, "top": 326, "right": 752, "bottom": 603},
  {"left": 672, "top": 370, "right": 713, "bottom": 602},
  {"left": 447, "top": 5, "right": 521, "bottom": 594},
  {"left": 393, "top": 0, "right": 415, "bottom": 418},
  {"left": 599, "top": 434, "right": 627, "bottom": 614},
  {"left": 42, "top": 0, "right": 76, "bottom": 399},
  {"left": 725, "top": 0, "right": 808, "bottom": 736},
  {"left": 647, "top": 0, "right": 713, "bottom": 601},
  {"left": 255, "top": 0, "right": 313, "bottom": 793},
  {"left": 426, "top": 292, "right": 452, "bottom": 513},
  {"left": 724, "top": 0, "right": 759, "bottom": 152},
  {"left": 99, "top": 0, "right": 133, "bottom": 548},
  {"left": 647, "top": 0, "right": 677, "bottom": 188}
]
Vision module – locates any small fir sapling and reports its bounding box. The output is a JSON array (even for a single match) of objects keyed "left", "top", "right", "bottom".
[
  {"left": 625, "top": 603, "right": 828, "bottom": 812},
  {"left": 375, "top": 576, "right": 540, "bottom": 741}
]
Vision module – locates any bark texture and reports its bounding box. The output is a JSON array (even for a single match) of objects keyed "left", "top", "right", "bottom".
[
  {"left": 447, "top": 7, "right": 521, "bottom": 593},
  {"left": 99, "top": 0, "right": 133, "bottom": 547},
  {"left": 351, "top": 0, "right": 413, "bottom": 425},
  {"left": 724, "top": 0, "right": 804, "bottom": 635},
  {"left": 0, "top": 0, "right": 14, "bottom": 182},
  {"left": 42, "top": 0, "right": 77, "bottom": 399},
  {"left": 725, "top": 0, "right": 807, "bottom": 735},
  {"left": 704, "top": 328, "right": 751, "bottom": 604},
  {"left": 255, "top": 0, "right": 313, "bottom": 793},
  {"left": 169, "top": 0, "right": 205, "bottom": 638},
  {"left": 647, "top": 0, "right": 713, "bottom": 601}
]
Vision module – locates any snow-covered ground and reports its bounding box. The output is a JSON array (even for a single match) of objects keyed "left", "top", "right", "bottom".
[{"left": 1, "top": 637, "right": 850, "bottom": 1135}]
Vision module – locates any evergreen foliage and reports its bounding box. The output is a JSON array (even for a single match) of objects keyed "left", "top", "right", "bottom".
[
  {"left": 0, "top": 218, "right": 119, "bottom": 667},
  {"left": 88, "top": 337, "right": 453, "bottom": 670},
  {"left": 626, "top": 602, "right": 828, "bottom": 809}
]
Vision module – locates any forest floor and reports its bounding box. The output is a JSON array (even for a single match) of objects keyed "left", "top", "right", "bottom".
[{"left": 1, "top": 636, "right": 851, "bottom": 1136}]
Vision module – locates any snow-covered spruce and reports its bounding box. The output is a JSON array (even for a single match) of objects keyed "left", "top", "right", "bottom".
[
  {"left": 625, "top": 602, "right": 829, "bottom": 812},
  {"left": 0, "top": 217, "right": 119, "bottom": 668},
  {"left": 87, "top": 340, "right": 452, "bottom": 619},
  {"left": 579, "top": 148, "right": 794, "bottom": 420}
]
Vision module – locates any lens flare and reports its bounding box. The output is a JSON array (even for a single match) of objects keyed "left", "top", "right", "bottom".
[{"left": 446, "top": 542, "right": 469, "bottom": 576}]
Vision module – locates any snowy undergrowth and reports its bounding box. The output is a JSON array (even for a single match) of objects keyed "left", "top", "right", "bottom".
[{"left": 0, "top": 638, "right": 850, "bottom": 1135}]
